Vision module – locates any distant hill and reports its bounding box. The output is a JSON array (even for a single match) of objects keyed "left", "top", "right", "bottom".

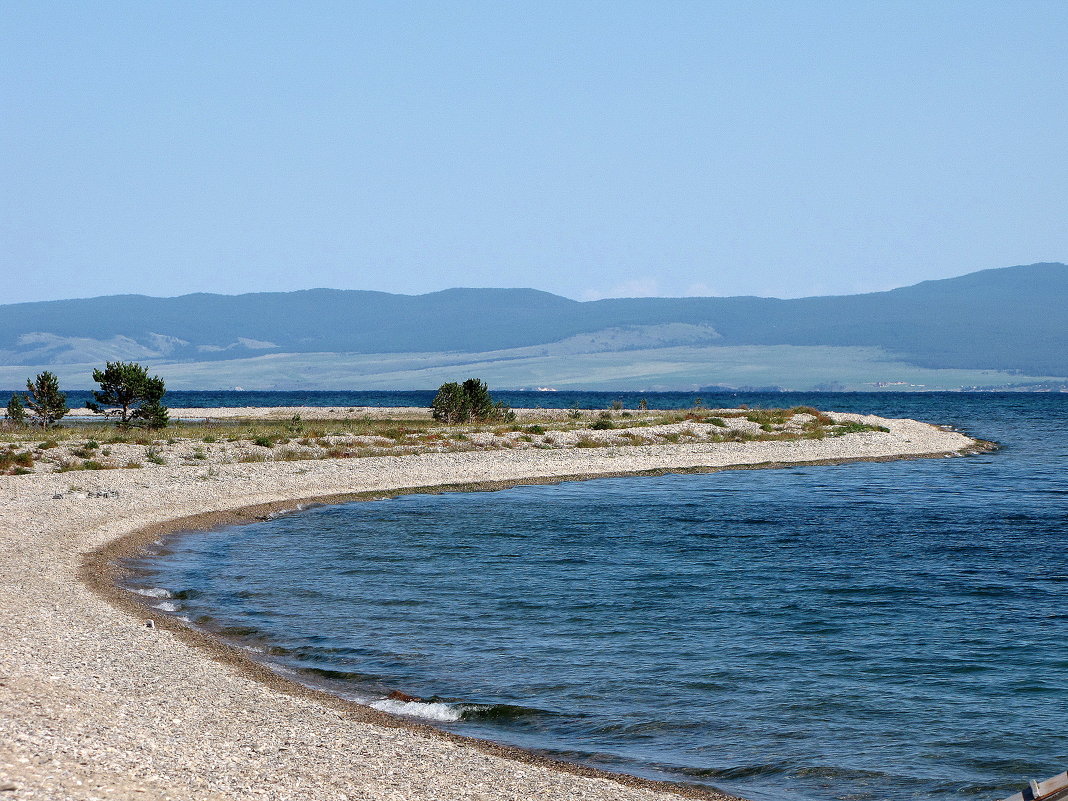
[{"left": 0, "top": 263, "right": 1064, "bottom": 390}]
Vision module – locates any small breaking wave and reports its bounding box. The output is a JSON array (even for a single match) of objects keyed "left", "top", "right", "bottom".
[
  {"left": 130, "top": 586, "right": 171, "bottom": 599},
  {"left": 370, "top": 698, "right": 463, "bottom": 722},
  {"left": 266, "top": 503, "right": 327, "bottom": 519},
  {"left": 369, "top": 697, "right": 547, "bottom": 724}
]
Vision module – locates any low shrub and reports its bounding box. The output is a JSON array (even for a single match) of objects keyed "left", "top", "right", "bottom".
[
  {"left": 276, "top": 448, "right": 309, "bottom": 461},
  {"left": 431, "top": 378, "right": 514, "bottom": 424},
  {"left": 575, "top": 436, "right": 608, "bottom": 448},
  {"left": 832, "top": 421, "right": 890, "bottom": 436},
  {"left": 0, "top": 448, "right": 35, "bottom": 474},
  {"left": 746, "top": 409, "right": 789, "bottom": 426},
  {"left": 591, "top": 412, "right": 614, "bottom": 430}
]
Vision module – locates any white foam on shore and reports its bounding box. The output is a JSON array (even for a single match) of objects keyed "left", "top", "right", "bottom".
[
  {"left": 131, "top": 587, "right": 171, "bottom": 599},
  {"left": 370, "top": 698, "right": 463, "bottom": 722},
  {"left": 152, "top": 601, "right": 180, "bottom": 612}
]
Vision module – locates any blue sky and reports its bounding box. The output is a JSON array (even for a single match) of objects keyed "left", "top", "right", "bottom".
[{"left": 2, "top": 1, "right": 1065, "bottom": 304}]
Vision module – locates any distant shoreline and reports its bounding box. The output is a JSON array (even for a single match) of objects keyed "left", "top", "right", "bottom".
[{"left": 0, "top": 410, "right": 990, "bottom": 800}]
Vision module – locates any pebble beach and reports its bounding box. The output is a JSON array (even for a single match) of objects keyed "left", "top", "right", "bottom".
[{"left": 0, "top": 409, "right": 985, "bottom": 801}]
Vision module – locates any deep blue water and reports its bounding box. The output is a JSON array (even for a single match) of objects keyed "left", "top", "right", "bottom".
[
  {"left": 11, "top": 387, "right": 1052, "bottom": 415},
  {"left": 124, "top": 394, "right": 1068, "bottom": 801},
  {"left": 13, "top": 388, "right": 721, "bottom": 411}
]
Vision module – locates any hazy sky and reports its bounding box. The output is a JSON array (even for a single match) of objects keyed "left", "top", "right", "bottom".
[{"left": 2, "top": 1, "right": 1066, "bottom": 304}]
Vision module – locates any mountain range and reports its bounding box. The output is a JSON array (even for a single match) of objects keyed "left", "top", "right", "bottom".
[{"left": 1, "top": 263, "right": 1064, "bottom": 391}]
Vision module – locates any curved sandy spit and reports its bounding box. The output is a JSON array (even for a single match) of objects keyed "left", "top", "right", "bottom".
[{"left": 0, "top": 415, "right": 987, "bottom": 801}]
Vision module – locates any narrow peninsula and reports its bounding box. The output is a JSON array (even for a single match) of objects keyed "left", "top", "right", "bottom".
[{"left": 0, "top": 406, "right": 990, "bottom": 800}]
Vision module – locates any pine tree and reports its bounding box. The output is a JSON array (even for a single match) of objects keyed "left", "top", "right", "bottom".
[
  {"left": 6, "top": 393, "right": 26, "bottom": 426},
  {"left": 461, "top": 379, "right": 494, "bottom": 419},
  {"left": 85, "top": 361, "right": 169, "bottom": 428},
  {"left": 137, "top": 399, "right": 170, "bottom": 430},
  {"left": 25, "top": 372, "right": 69, "bottom": 429},
  {"left": 431, "top": 382, "right": 468, "bottom": 424},
  {"left": 431, "top": 378, "right": 514, "bottom": 425}
]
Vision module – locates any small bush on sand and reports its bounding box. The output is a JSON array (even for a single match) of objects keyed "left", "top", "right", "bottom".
[
  {"left": 575, "top": 436, "right": 608, "bottom": 448},
  {"left": 431, "top": 379, "right": 514, "bottom": 424},
  {"left": 832, "top": 421, "right": 889, "bottom": 436},
  {"left": 0, "top": 448, "right": 35, "bottom": 474},
  {"left": 591, "top": 412, "right": 614, "bottom": 430}
]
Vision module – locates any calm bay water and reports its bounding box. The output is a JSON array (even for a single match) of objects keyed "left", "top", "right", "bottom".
[{"left": 124, "top": 393, "right": 1068, "bottom": 801}]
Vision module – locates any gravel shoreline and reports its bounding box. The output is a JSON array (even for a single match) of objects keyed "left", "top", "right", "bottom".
[{"left": 0, "top": 411, "right": 987, "bottom": 801}]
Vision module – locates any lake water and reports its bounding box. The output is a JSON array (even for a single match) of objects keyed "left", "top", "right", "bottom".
[{"left": 123, "top": 393, "right": 1067, "bottom": 801}]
